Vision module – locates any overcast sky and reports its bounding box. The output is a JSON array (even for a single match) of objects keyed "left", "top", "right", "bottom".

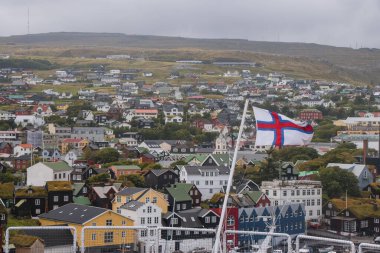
[{"left": 0, "top": 0, "right": 379, "bottom": 48}]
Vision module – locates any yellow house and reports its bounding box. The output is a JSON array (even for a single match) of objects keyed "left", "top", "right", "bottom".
[
  {"left": 39, "top": 203, "right": 135, "bottom": 249},
  {"left": 56, "top": 104, "right": 69, "bottom": 111},
  {"left": 61, "top": 138, "right": 89, "bottom": 154},
  {"left": 112, "top": 187, "right": 168, "bottom": 213}
]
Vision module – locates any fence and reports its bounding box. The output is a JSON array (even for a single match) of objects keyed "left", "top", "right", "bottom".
[
  {"left": 5, "top": 226, "right": 77, "bottom": 253},
  {"left": 5, "top": 226, "right": 380, "bottom": 253},
  {"left": 296, "top": 234, "right": 356, "bottom": 253},
  {"left": 224, "top": 230, "right": 292, "bottom": 253}
]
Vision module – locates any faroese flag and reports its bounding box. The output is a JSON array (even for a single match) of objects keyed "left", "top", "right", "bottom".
[{"left": 253, "top": 107, "right": 314, "bottom": 147}]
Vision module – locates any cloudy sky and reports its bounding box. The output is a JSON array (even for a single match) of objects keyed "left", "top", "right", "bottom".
[{"left": 0, "top": 0, "right": 379, "bottom": 48}]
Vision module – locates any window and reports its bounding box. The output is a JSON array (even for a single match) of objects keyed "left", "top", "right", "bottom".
[
  {"left": 35, "top": 199, "right": 40, "bottom": 205},
  {"left": 273, "top": 190, "right": 277, "bottom": 196},
  {"left": 185, "top": 231, "right": 190, "bottom": 235},
  {"left": 177, "top": 204, "right": 181, "bottom": 210},
  {"left": 152, "top": 197, "right": 157, "bottom": 203},
  {"left": 375, "top": 219, "right": 380, "bottom": 224},
  {"left": 83, "top": 187, "right": 87, "bottom": 194},
  {"left": 106, "top": 219, "right": 112, "bottom": 226},
  {"left": 122, "top": 231, "right": 126, "bottom": 238},
  {"left": 35, "top": 209, "right": 40, "bottom": 214},
  {"left": 227, "top": 216, "right": 234, "bottom": 226},
  {"left": 312, "top": 189, "right": 315, "bottom": 195},
  {"left": 209, "top": 189, "right": 213, "bottom": 194},
  {"left": 291, "top": 190, "right": 294, "bottom": 196},
  {"left": 317, "top": 189, "right": 321, "bottom": 195},
  {"left": 296, "top": 190, "right": 300, "bottom": 196},
  {"left": 265, "top": 190, "right": 269, "bottom": 195},
  {"left": 302, "top": 190, "right": 306, "bottom": 195},
  {"left": 146, "top": 197, "right": 150, "bottom": 203},
  {"left": 274, "top": 200, "right": 279, "bottom": 206},
  {"left": 309, "top": 210, "right": 313, "bottom": 216},
  {"left": 311, "top": 199, "right": 315, "bottom": 206},
  {"left": 205, "top": 217, "right": 210, "bottom": 223},
  {"left": 196, "top": 181, "right": 199, "bottom": 185},
  {"left": 171, "top": 218, "right": 178, "bottom": 225},
  {"left": 147, "top": 206, "right": 152, "bottom": 213},
  {"left": 141, "top": 218, "right": 145, "bottom": 224},
  {"left": 283, "top": 191, "right": 287, "bottom": 197},
  {"left": 54, "top": 196, "right": 59, "bottom": 202},
  {"left": 104, "top": 232, "right": 113, "bottom": 243},
  {"left": 117, "top": 196, "right": 121, "bottom": 202},
  {"left": 154, "top": 217, "right": 159, "bottom": 224},
  {"left": 307, "top": 190, "right": 310, "bottom": 195},
  {"left": 141, "top": 230, "right": 147, "bottom": 237},
  {"left": 64, "top": 195, "right": 69, "bottom": 202},
  {"left": 92, "top": 233, "right": 96, "bottom": 241},
  {"left": 122, "top": 220, "right": 126, "bottom": 225},
  {"left": 211, "top": 216, "right": 217, "bottom": 223},
  {"left": 210, "top": 181, "right": 213, "bottom": 185},
  {"left": 176, "top": 230, "right": 181, "bottom": 236},
  {"left": 148, "top": 217, "right": 152, "bottom": 224},
  {"left": 317, "top": 210, "right": 320, "bottom": 216},
  {"left": 307, "top": 200, "right": 310, "bottom": 206},
  {"left": 205, "top": 181, "right": 209, "bottom": 185},
  {"left": 317, "top": 199, "right": 321, "bottom": 205},
  {"left": 182, "top": 203, "right": 186, "bottom": 209}
]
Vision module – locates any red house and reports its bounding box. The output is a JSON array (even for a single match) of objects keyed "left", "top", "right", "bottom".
[
  {"left": 0, "top": 142, "right": 13, "bottom": 154},
  {"left": 212, "top": 207, "right": 239, "bottom": 251},
  {"left": 299, "top": 109, "right": 323, "bottom": 121}
]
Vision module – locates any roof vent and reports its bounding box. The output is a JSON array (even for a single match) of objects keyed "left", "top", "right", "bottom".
[{"left": 69, "top": 213, "right": 73, "bottom": 215}]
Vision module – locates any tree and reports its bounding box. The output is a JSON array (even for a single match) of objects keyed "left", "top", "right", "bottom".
[
  {"left": 272, "top": 147, "right": 319, "bottom": 163},
  {"left": 0, "top": 173, "right": 21, "bottom": 183},
  {"left": 93, "top": 148, "right": 120, "bottom": 164},
  {"left": 88, "top": 173, "right": 110, "bottom": 184},
  {"left": 119, "top": 174, "right": 145, "bottom": 187},
  {"left": 319, "top": 167, "right": 361, "bottom": 198}
]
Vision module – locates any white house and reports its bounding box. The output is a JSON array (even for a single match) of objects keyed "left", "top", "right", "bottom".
[
  {"left": 178, "top": 165, "right": 230, "bottom": 200},
  {"left": 118, "top": 201, "right": 162, "bottom": 253},
  {"left": 261, "top": 180, "right": 322, "bottom": 221},
  {"left": 0, "top": 110, "right": 16, "bottom": 121},
  {"left": 14, "top": 115, "right": 45, "bottom": 127},
  {"left": 64, "top": 149, "right": 82, "bottom": 166},
  {"left": 13, "top": 144, "right": 33, "bottom": 157},
  {"left": 26, "top": 161, "right": 73, "bottom": 186},
  {"left": 165, "top": 115, "right": 183, "bottom": 124}
]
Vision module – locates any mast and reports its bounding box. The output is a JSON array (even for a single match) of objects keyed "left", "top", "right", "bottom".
[{"left": 213, "top": 100, "right": 249, "bottom": 253}]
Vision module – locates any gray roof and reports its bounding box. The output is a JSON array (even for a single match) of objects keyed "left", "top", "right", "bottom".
[
  {"left": 182, "top": 166, "right": 230, "bottom": 176},
  {"left": 38, "top": 203, "right": 107, "bottom": 224},
  {"left": 116, "top": 187, "right": 148, "bottom": 196},
  {"left": 150, "top": 169, "right": 170, "bottom": 177},
  {"left": 92, "top": 186, "right": 117, "bottom": 198},
  {"left": 120, "top": 200, "right": 144, "bottom": 211}
]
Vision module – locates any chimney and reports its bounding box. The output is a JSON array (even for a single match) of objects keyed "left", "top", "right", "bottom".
[{"left": 363, "top": 139, "right": 368, "bottom": 165}]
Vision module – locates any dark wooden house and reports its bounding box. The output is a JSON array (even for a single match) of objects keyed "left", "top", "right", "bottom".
[
  {"left": 14, "top": 186, "right": 47, "bottom": 217},
  {"left": 144, "top": 169, "right": 179, "bottom": 189},
  {"left": 46, "top": 181, "right": 73, "bottom": 211}
]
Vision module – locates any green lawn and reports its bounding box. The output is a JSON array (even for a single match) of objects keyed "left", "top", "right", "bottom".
[{"left": 7, "top": 215, "right": 40, "bottom": 228}]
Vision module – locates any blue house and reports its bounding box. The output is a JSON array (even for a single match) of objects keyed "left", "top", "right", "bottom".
[{"left": 238, "top": 203, "right": 305, "bottom": 247}]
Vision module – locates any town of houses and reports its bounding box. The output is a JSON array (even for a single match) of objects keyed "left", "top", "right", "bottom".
[{"left": 1, "top": 59, "right": 380, "bottom": 252}]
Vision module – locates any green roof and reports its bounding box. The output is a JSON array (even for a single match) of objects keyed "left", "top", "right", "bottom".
[
  {"left": 207, "top": 154, "right": 231, "bottom": 166},
  {"left": 298, "top": 171, "right": 319, "bottom": 177},
  {"left": 10, "top": 235, "right": 41, "bottom": 248},
  {"left": 46, "top": 181, "right": 73, "bottom": 192},
  {"left": 184, "top": 154, "right": 208, "bottom": 163},
  {"left": 245, "top": 191, "right": 263, "bottom": 203},
  {"left": 72, "top": 183, "right": 85, "bottom": 196},
  {"left": 73, "top": 196, "right": 91, "bottom": 205},
  {"left": 110, "top": 165, "right": 141, "bottom": 170},
  {"left": 166, "top": 183, "right": 193, "bottom": 202},
  {"left": 0, "top": 182, "right": 15, "bottom": 199},
  {"left": 16, "top": 187, "right": 47, "bottom": 198},
  {"left": 42, "top": 161, "right": 72, "bottom": 172}
]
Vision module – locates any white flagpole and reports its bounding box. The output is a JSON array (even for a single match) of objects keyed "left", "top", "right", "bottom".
[{"left": 213, "top": 99, "right": 249, "bottom": 253}]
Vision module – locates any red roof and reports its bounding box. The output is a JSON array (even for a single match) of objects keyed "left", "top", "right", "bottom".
[
  {"left": 135, "top": 109, "right": 158, "bottom": 114},
  {"left": 19, "top": 144, "right": 32, "bottom": 148}
]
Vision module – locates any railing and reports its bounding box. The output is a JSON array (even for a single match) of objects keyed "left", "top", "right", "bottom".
[
  {"left": 296, "top": 234, "right": 356, "bottom": 253},
  {"left": 5, "top": 226, "right": 380, "bottom": 253}
]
